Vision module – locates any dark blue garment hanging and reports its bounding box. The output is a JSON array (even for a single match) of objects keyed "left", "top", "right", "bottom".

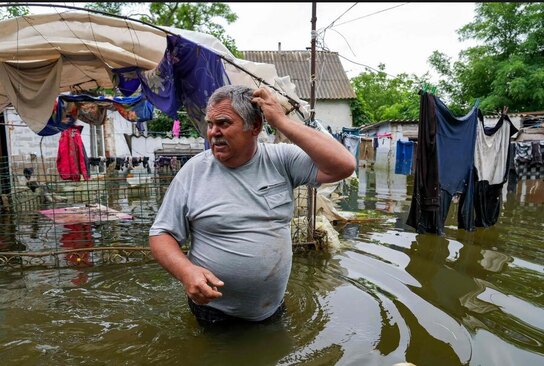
[
  {"left": 112, "top": 66, "right": 141, "bottom": 97},
  {"left": 407, "top": 91, "right": 479, "bottom": 234},
  {"left": 435, "top": 96, "right": 479, "bottom": 232},
  {"left": 137, "top": 34, "right": 229, "bottom": 122},
  {"left": 434, "top": 96, "right": 478, "bottom": 195}
]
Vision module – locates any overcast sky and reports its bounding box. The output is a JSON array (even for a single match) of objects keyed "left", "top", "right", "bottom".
[{"left": 224, "top": 2, "right": 478, "bottom": 80}]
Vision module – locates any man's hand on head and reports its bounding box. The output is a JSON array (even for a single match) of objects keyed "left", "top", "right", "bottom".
[{"left": 252, "top": 87, "right": 287, "bottom": 129}]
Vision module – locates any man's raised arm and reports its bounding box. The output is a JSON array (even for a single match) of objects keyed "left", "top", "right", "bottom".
[{"left": 252, "top": 87, "right": 356, "bottom": 183}]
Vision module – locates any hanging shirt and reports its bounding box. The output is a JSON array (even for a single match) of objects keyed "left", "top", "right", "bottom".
[
  {"left": 474, "top": 114, "right": 516, "bottom": 185},
  {"left": 473, "top": 114, "right": 517, "bottom": 228}
]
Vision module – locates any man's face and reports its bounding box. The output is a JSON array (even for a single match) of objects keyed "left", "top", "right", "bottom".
[{"left": 205, "top": 99, "right": 260, "bottom": 168}]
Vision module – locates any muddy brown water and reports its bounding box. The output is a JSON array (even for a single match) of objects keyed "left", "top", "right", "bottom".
[{"left": 0, "top": 166, "right": 542, "bottom": 366}]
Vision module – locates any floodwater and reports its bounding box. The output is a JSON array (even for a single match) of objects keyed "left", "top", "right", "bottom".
[{"left": 0, "top": 166, "right": 543, "bottom": 366}]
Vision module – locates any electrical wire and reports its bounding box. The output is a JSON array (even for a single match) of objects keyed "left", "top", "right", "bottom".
[
  {"left": 320, "top": 3, "right": 359, "bottom": 32},
  {"left": 332, "top": 3, "right": 409, "bottom": 29},
  {"left": 317, "top": 2, "right": 412, "bottom": 78}
]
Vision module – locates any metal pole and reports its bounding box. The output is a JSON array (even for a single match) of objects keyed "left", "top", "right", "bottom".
[
  {"left": 307, "top": 2, "right": 317, "bottom": 244},
  {"left": 310, "top": 2, "right": 317, "bottom": 123}
]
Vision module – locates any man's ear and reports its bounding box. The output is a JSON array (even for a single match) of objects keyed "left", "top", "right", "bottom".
[{"left": 251, "top": 120, "right": 263, "bottom": 136}]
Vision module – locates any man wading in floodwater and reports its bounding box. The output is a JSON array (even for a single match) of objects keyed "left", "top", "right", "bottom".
[{"left": 149, "top": 85, "right": 355, "bottom": 325}]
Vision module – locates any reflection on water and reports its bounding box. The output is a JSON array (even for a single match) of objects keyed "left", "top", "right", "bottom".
[{"left": 0, "top": 165, "right": 543, "bottom": 365}]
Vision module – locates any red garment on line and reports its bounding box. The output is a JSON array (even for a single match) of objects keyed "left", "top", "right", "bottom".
[{"left": 56, "top": 125, "right": 89, "bottom": 181}]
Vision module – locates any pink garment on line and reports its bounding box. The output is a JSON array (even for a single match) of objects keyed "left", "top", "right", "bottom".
[{"left": 172, "top": 119, "right": 180, "bottom": 138}]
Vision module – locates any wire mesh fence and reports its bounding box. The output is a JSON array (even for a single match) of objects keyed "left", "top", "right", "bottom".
[{"left": 0, "top": 154, "right": 318, "bottom": 269}]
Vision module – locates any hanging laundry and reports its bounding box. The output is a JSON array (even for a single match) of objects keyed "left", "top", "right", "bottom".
[
  {"left": 473, "top": 113, "right": 518, "bottom": 227},
  {"left": 172, "top": 119, "right": 181, "bottom": 138},
  {"left": 56, "top": 125, "right": 90, "bottom": 181},
  {"left": 111, "top": 95, "right": 154, "bottom": 123},
  {"left": 514, "top": 141, "right": 544, "bottom": 180},
  {"left": 377, "top": 132, "right": 392, "bottom": 139},
  {"left": 395, "top": 140, "right": 414, "bottom": 175},
  {"left": 407, "top": 91, "right": 479, "bottom": 234},
  {"left": 136, "top": 34, "right": 228, "bottom": 133},
  {"left": 77, "top": 101, "right": 108, "bottom": 126},
  {"left": 111, "top": 66, "right": 141, "bottom": 97},
  {"left": 530, "top": 141, "right": 543, "bottom": 165},
  {"left": 37, "top": 94, "right": 154, "bottom": 136},
  {"left": 406, "top": 92, "right": 441, "bottom": 233},
  {"left": 37, "top": 96, "right": 79, "bottom": 136},
  {"left": 341, "top": 127, "right": 361, "bottom": 170},
  {"left": 343, "top": 135, "right": 360, "bottom": 165}
]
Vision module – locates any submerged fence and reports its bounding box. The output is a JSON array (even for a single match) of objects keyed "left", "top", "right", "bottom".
[{"left": 0, "top": 154, "right": 319, "bottom": 269}]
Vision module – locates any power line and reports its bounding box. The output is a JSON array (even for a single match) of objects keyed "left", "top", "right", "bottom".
[
  {"left": 320, "top": 2, "right": 359, "bottom": 31},
  {"left": 317, "top": 2, "right": 412, "bottom": 78},
  {"left": 336, "top": 53, "right": 398, "bottom": 78},
  {"left": 332, "top": 3, "right": 410, "bottom": 28}
]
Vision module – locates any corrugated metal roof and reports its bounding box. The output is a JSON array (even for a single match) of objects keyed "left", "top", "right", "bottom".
[
  {"left": 484, "top": 111, "right": 544, "bottom": 118},
  {"left": 241, "top": 50, "right": 356, "bottom": 100}
]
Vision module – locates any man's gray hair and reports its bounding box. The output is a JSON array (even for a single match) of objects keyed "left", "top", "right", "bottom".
[{"left": 206, "top": 85, "right": 262, "bottom": 130}]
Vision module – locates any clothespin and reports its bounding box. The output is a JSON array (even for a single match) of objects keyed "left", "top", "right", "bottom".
[{"left": 502, "top": 106, "right": 509, "bottom": 115}]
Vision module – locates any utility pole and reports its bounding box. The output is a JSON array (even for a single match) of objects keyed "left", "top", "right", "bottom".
[
  {"left": 307, "top": 1, "right": 317, "bottom": 244},
  {"left": 309, "top": 2, "right": 317, "bottom": 123}
]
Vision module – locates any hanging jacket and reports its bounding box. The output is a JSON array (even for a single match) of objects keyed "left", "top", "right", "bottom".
[{"left": 57, "top": 125, "right": 90, "bottom": 181}]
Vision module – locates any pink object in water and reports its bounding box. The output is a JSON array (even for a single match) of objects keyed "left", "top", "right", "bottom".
[{"left": 40, "top": 204, "right": 132, "bottom": 224}]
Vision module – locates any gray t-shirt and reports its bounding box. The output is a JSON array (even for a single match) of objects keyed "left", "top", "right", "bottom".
[{"left": 149, "top": 142, "right": 319, "bottom": 321}]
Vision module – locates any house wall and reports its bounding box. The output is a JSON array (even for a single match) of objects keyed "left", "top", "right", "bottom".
[
  {"left": 374, "top": 124, "right": 394, "bottom": 169},
  {"left": 363, "top": 122, "right": 416, "bottom": 169},
  {"left": 313, "top": 100, "right": 353, "bottom": 133},
  {"left": 5, "top": 108, "right": 91, "bottom": 159}
]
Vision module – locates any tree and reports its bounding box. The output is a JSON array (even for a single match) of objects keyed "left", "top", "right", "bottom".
[
  {"left": 140, "top": 2, "right": 240, "bottom": 58},
  {"left": 84, "top": 2, "right": 126, "bottom": 15},
  {"left": 350, "top": 64, "right": 422, "bottom": 126},
  {"left": 147, "top": 110, "right": 200, "bottom": 138},
  {"left": 429, "top": 2, "right": 544, "bottom": 114},
  {"left": 0, "top": 4, "right": 29, "bottom": 20}
]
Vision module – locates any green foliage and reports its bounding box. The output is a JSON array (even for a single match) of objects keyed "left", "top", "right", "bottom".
[
  {"left": 350, "top": 64, "right": 421, "bottom": 126},
  {"left": 84, "top": 2, "right": 125, "bottom": 15},
  {"left": 147, "top": 110, "right": 200, "bottom": 138},
  {"left": 429, "top": 2, "right": 544, "bottom": 114},
  {"left": 0, "top": 4, "right": 29, "bottom": 20},
  {"left": 140, "top": 2, "right": 241, "bottom": 57}
]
